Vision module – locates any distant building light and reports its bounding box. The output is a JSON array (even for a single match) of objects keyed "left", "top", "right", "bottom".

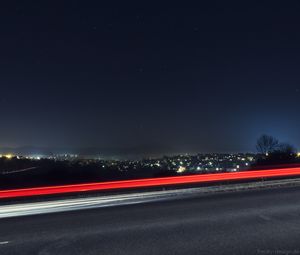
[
  {"left": 4, "top": 154, "right": 13, "bottom": 159},
  {"left": 297, "top": 152, "right": 300, "bottom": 157},
  {"left": 177, "top": 166, "right": 186, "bottom": 173}
]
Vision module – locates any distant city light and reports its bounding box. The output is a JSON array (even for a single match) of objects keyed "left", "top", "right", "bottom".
[
  {"left": 297, "top": 152, "right": 300, "bottom": 157},
  {"left": 0, "top": 152, "right": 260, "bottom": 175},
  {"left": 177, "top": 166, "right": 186, "bottom": 173},
  {"left": 4, "top": 154, "right": 13, "bottom": 159}
]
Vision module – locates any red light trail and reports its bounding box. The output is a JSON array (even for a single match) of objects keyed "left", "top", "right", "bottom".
[{"left": 1, "top": 167, "right": 300, "bottom": 199}]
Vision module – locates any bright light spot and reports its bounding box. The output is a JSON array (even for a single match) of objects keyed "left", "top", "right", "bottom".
[
  {"left": 237, "top": 165, "right": 240, "bottom": 169},
  {"left": 245, "top": 163, "right": 249, "bottom": 166},
  {"left": 0, "top": 241, "right": 10, "bottom": 245},
  {"left": 177, "top": 166, "right": 186, "bottom": 173},
  {"left": 297, "top": 152, "right": 300, "bottom": 157},
  {"left": 4, "top": 154, "right": 13, "bottom": 159}
]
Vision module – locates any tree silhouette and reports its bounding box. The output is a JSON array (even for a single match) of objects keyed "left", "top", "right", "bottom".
[
  {"left": 277, "top": 143, "right": 297, "bottom": 155},
  {"left": 255, "top": 135, "right": 299, "bottom": 166},
  {"left": 256, "top": 134, "right": 279, "bottom": 155},
  {"left": 267, "top": 143, "right": 298, "bottom": 163}
]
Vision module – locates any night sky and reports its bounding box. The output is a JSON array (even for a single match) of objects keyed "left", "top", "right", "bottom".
[{"left": 0, "top": 1, "right": 300, "bottom": 155}]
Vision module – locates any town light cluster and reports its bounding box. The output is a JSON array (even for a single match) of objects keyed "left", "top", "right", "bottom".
[{"left": 0, "top": 154, "right": 14, "bottom": 159}]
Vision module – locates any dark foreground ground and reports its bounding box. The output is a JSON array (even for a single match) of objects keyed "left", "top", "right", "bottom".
[{"left": 1, "top": 186, "right": 300, "bottom": 255}]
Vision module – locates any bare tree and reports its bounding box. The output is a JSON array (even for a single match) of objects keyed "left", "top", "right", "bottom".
[
  {"left": 277, "top": 143, "right": 297, "bottom": 155},
  {"left": 256, "top": 135, "right": 279, "bottom": 155}
]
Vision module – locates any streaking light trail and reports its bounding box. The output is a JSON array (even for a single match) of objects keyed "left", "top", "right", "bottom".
[{"left": 1, "top": 167, "right": 300, "bottom": 199}]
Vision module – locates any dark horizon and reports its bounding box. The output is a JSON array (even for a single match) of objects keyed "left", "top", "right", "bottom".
[
  {"left": 1, "top": 1, "right": 300, "bottom": 153},
  {"left": 0, "top": 144, "right": 258, "bottom": 159},
  {"left": 0, "top": 145, "right": 176, "bottom": 159}
]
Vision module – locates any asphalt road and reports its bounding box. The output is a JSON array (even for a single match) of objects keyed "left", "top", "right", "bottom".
[{"left": 1, "top": 186, "right": 300, "bottom": 255}]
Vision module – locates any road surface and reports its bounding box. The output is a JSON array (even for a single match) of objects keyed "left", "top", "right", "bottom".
[{"left": 1, "top": 186, "right": 300, "bottom": 254}]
